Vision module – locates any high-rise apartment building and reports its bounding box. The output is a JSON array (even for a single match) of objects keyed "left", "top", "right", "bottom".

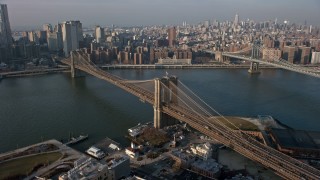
[
  {"left": 262, "top": 48, "right": 281, "bottom": 61},
  {"left": 133, "top": 53, "right": 143, "bottom": 64},
  {"left": 311, "top": 52, "right": 320, "bottom": 64},
  {"left": 0, "top": 4, "right": 13, "bottom": 48},
  {"left": 282, "top": 46, "right": 311, "bottom": 64},
  {"left": 168, "top": 27, "right": 176, "bottom": 47},
  {"left": 263, "top": 36, "right": 275, "bottom": 48},
  {"left": 283, "top": 46, "right": 297, "bottom": 63},
  {"left": 95, "top": 26, "right": 105, "bottom": 43},
  {"left": 61, "top": 21, "right": 83, "bottom": 57},
  {"left": 117, "top": 51, "right": 130, "bottom": 64},
  {"left": 298, "top": 46, "right": 311, "bottom": 64}
]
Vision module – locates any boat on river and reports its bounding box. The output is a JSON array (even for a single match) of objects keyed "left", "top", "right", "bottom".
[{"left": 65, "top": 134, "right": 88, "bottom": 145}]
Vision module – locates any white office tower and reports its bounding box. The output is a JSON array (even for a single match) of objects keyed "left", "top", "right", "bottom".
[
  {"left": 61, "top": 21, "right": 83, "bottom": 57},
  {"left": 234, "top": 13, "right": 239, "bottom": 26},
  {"left": 43, "top": 23, "right": 53, "bottom": 33},
  {"left": 311, "top": 52, "right": 320, "bottom": 64},
  {"left": 95, "top": 26, "right": 105, "bottom": 43},
  {"left": 0, "top": 4, "right": 13, "bottom": 47}
]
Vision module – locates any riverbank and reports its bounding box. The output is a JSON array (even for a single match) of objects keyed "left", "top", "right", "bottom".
[{"left": 0, "top": 140, "right": 83, "bottom": 179}]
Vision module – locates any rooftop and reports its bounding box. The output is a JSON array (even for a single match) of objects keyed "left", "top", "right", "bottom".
[
  {"left": 91, "top": 137, "right": 122, "bottom": 155},
  {"left": 108, "top": 155, "right": 130, "bottom": 169},
  {"left": 128, "top": 123, "right": 147, "bottom": 137},
  {"left": 67, "top": 156, "right": 107, "bottom": 179},
  {"left": 191, "top": 158, "right": 221, "bottom": 173},
  {"left": 87, "top": 146, "right": 101, "bottom": 153}
]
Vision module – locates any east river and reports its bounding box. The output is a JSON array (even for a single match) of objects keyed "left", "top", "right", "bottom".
[{"left": 0, "top": 69, "right": 320, "bottom": 153}]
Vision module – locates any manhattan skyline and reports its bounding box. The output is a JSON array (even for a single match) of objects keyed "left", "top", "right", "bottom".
[{"left": 2, "top": 0, "right": 320, "bottom": 30}]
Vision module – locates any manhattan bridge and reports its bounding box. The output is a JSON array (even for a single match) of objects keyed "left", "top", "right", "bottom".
[
  {"left": 205, "top": 41, "right": 320, "bottom": 78},
  {"left": 61, "top": 43, "right": 320, "bottom": 179}
]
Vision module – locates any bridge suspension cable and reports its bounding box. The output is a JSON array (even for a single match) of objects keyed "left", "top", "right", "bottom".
[
  {"left": 221, "top": 44, "right": 320, "bottom": 78},
  {"left": 120, "top": 79, "right": 155, "bottom": 83},
  {"left": 176, "top": 80, "right": 244, "bottom": 131},
  {"left": 74, "top": 51, "right": 156, "bottom": 93},
  {"left": 225, "top": 46, "right": 252, "bottom": 54},
  {"left": 253, "top": 44, "right": 320, "bottom": 73}
]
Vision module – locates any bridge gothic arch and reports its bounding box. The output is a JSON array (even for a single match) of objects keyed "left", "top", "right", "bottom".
[
  {"left": 154, "top": 76, "right": 179, "bottom": 129},
  {"left": 248, "top": 41, "right": 261, "bottom": 74}
]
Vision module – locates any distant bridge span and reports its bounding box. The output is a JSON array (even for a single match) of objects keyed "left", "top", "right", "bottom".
[
  {"left": 61, "top": 50, "right": 320, "bottom": 180},
  {"left": 204, "top": 44, "right": 320, "bottom": 78}
]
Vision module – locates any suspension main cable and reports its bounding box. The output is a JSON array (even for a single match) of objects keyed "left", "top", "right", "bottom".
[{"left": 177, "top": 80, "right": 243, "bottom": 130}]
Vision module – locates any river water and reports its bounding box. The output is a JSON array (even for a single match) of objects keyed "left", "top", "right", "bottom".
[{"left": 0, "top": 69, "right": 319, "bottom": 153}]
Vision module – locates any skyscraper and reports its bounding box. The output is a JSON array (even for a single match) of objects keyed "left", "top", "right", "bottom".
[
  {"left": 27, "top": 31, "right": 39, "bottom": 44},
  {"left": 204, "top": 20, "right": 210, "bottom": 28},
  {"left": 47, "top": 25, "right": 63, "bottom": 52},
  {"left": 168, "top": 27, "right": 176, "bottom": 48},
  {"left": 234, "top": 13, "right": 239, "bottom": 26},
  {"left": 0, "top": 4, "right": 13, "bottom": 47},
  {"left": 95, "top": 26, "right": 105, "bottom": 43},
  {"left": 43, "top": 24, "right": 53, "bottom": 33},
  {"left": 61, "top": 21, "right": 83, "bottom": 57}
]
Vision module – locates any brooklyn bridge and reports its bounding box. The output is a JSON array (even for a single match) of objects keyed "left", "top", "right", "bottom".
[{"left": 61, "top": 47, "right": 320, "bottom": 179}]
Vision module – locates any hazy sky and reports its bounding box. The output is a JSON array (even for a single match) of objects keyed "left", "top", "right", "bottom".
[{"left": 1, "top": 0, "right": 320, "bottom": 29}]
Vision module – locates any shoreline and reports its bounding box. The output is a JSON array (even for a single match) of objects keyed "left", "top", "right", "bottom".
[{"left": 0, "top": 65, "right": 281, "bottom": 79}]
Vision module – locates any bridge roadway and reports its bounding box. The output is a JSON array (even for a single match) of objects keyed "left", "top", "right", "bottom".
[
  {"left": 0, "top": 67, "right": 70, "bottom": 77},
  {"left": 224, "top": 53, "right": 320, "bottom": 78},
  {"left": 99, "top": 64, "right": 277, "bottom": 69},
  {"left": 62, "top": 53, "right": 320, "bottom": 179},
  {"left": 204, "top": 50, "right": 320, "bottom": 78}
]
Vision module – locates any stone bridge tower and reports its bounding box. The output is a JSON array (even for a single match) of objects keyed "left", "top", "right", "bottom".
[
  {"left": 154, "top": 76, "right": 179, "bottom": 129},
  {"left": 70, "top": 51, "right": 85, "bottom": 78},
  {"left": 248, "top": 41, "right": 261, "bottom": 74}
]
